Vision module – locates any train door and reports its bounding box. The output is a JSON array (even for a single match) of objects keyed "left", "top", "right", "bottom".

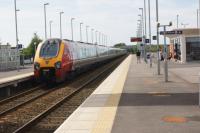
[{"left": 62, "top": 42, "right": 72, "bottom": 73}]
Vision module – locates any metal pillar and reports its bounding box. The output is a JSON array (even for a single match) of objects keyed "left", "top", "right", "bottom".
[
  {"left": 95, "top": 31, "right": 98, "bottom": 44},
  {"left": 156, "top": 0, "right": 160, "bottom": 75},
  {"left": 86, "top": 26, "right": 89, "bottom": 43},
  {"left": 91, "top": 29, "right": 94, "bottom": 44},
  {"left": 80, "top": 23, "right": 83, "bottom": 42},
  {"left": 177, "top": 15, "right": 179, "bottom": 28},
  {"left": 144, "top": 0, "right": 147, "bottom": 62},
  {"left": 59, "top": 12, "right": 64, "bottom": 39},
  {"left": 44, "top": 3, "right": 49, "bottom": 39},
  {"left": 14, "top": 0, "right": 20, "bottom": 72},
  {"left": 199, "top": 0, "right": 200, "bottom": 27},
  {"left": 197, "top": 9, "right": 199, "bottom": 28},
  {"left": 49, "top": 21, "right": 53, "bottom": 38},
  {"left": 163, "top": 26, "right": 168, "bottom": 82},
  {"left": 148, "top": 0, "right": 152, "bottom": 68},
  {"left": 71, "top": 18, "right": 75, "bottom": 41}
]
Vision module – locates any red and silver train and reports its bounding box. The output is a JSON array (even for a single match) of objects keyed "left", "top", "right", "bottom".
[{"left": 34, "top": 39, "right": 126, "bottom": 82}]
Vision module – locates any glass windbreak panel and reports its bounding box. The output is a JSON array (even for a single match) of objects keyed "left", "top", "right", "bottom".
[
  {"left": 186, "top": 37, "right": 200, "bottom": 61},
  {"left": 173, "top": 38, "right": 181, "bottom": 61},
  {"left": 40, "top": 40, "right": 60, "bottom": 58}
]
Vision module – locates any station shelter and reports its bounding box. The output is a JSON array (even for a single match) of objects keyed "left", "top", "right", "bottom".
[{"left": 166, "top": 28, "right": 200, "bottom": 63}]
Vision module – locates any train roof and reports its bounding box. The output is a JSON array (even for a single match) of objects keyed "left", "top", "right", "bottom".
[
  {"left": 63, "top": 39, "right": 110, "bottom": 47},
  {"left": 44, "top": 38, "right": 125, "bottom": 51}
]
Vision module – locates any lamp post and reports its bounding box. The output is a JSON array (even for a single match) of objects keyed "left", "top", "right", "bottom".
[
  {"left": 44, "top": 3, "right": 49, "bottom": 40},
  {"left": 137, "top": 19, "right": 142, "bottom": 37},
  {"left": 95, "top": 31, "right": 98, "bottom": 56},
  {"left": 14, "top": 0, "right": 20, "bottom": 71},
  {"left": 80, "top": 22, "right": 83, "bottom": 42},
  {"left": 95, "top": 31, "right": 98, "bottom": 44},
  {"left": 138, "top": 12, "right": 145, "bottom": 58},
  {"left": 177, "top": 14, "right": 179, "bottom": 28},
  {"left": 86, "top": 26, "right": 89, "bottom": 43},
  {"left": 156, "top": 0, "right": 160, "bottom": 75},
  {"left": 71, "top": 18, "right": 75, "bottom": 41},
  {"left": 158, "top": 22, "right": 172, "bottom": 82},
  {"left": 139, "top": 8, "right": 145, "bottom": 60},
  {"left": 102, "top": 34, "right": 104, "bottom": 46},
  {"left": 105, "top": 35, "right": 107, "bottom": 46},
  {"left": 137, "top": 19, "right": 142, "bottom": 47},
  {"left": 199, "top": 0, "right": 200, "bottom": 27},
  {"left": 91, "top": 29, "right": 94, "bottom": 44},
  {"left": 105, "top": 35, "right": 108, "bottom": 55},
  {"left": 49, "top": 21, "right": 53, "bottom": 38},
  {"left": 99, "top": 32, "right": 101, "bottom": 45},
  {"left": 148, "top": 0, "right": 152, "bottom": 68},
  {"left": 144, "top": 0, "right": 147, "bottom": 63},
  {"left": 197, "top": 9, "right": 199, "bottom": 28},
  {"left": 59, "top": 12, "right": 64, "bottom": 39}
]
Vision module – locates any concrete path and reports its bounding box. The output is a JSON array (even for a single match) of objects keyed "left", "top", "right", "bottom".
[
  {"left": 0, "top": 65, "right": 33, "bottom": 79},
  {"left": 170, "top": 67, "right": 200, "bottom": 84},
  {"left": 112, "top": 56, "right": 200, "bottom": 133}
]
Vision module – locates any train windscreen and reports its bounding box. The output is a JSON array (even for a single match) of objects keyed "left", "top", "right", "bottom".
[{"left": 40, "top": 40, "right": 60, "bottom": 58}]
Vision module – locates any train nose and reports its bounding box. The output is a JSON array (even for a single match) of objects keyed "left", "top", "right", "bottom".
[{"left": 40, "top": 68, "right": 56, "bottom": 81}]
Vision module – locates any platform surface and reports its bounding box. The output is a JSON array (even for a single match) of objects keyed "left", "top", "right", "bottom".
[
  {"left": 55, "top": 55, "right": 200, "bottom": 133},
  {"left": 112, "top": 56, "right": 200, "bottom": 133},
  {"left": 0, "top": 65, "right": 33, "bottom": 86}
]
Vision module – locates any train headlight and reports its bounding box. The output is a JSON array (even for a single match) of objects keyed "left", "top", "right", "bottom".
[
  {"left": 55, "top": 61, "right": 62, "bottom": 69},
  {"left": 34, "top": 62, "right": 40, "bottom": 71}
]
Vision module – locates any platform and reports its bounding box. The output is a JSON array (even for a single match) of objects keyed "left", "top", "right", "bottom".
[
  {"left": 55, "top": 55, "right": 200, "bottom": 133},
  {"left": 0, "top": 65, "right": 33, "bottom": 88}
]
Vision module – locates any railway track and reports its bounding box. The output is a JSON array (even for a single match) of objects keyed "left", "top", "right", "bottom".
[
  {"left": 0, "top": 85, "right": 49, "bottom": 116},
  {"left": 0, "top": 56, "right": 126, "bottom": 133}
]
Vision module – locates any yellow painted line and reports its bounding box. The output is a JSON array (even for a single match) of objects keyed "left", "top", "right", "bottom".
[{"left": 91, "top": 55, "right": 132, "bottom": 133}]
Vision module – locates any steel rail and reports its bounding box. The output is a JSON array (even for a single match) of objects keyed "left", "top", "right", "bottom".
[{"left": 13, "top": 56, "right": 125, "bottom": 133}]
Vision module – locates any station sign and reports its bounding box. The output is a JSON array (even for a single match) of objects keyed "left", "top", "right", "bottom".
[
  {"left": 160, "top": 30, "right": 183, "bottom": 35},
  {"left": 17, "top": 44, "right": 23, "bottom": 49},
  {"left": 145, "top": 39, "right": 150, "bottom": 43},
  {"left": 152, "top": 36, "right": 157, "bottom": 40},
  {"left": 130, "top": 37, "right": 142, "bottom": 42}
]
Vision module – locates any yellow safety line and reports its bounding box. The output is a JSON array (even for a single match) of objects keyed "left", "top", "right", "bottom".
[{"left": 91, "top": 55, "right": 132, "bottom": 133}]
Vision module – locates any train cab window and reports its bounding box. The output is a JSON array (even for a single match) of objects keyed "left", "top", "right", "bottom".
[{"left": 40, "top": 40, "right": 60, "bottom": 58}]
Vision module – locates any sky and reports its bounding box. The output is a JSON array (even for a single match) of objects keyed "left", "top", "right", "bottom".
[{"left": 0, "top": 0, "right": 199, "bottom": 47}]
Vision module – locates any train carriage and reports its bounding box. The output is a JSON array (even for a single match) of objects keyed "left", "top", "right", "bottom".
[{"left": 34, "top": 38, "right": 126, "bottom": 82}]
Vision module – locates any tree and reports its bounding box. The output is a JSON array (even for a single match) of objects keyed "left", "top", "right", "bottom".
[
  {"left": 114, "top": 43, "right": 126, "bottom": 48},
  {"left": 132, "top": 45, "right": 138, "bottom": 54},
  {"left": 23, "top": 33, "right": 42, "bottom": 58}
]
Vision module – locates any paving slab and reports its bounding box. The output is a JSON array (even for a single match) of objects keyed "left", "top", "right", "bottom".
[
  {"left": 0, "top": 65, "right": 33, "bottom": 79},
  {"left": 170, "top": 67, "right": 200, "bottom": 84},
  {"left": 0, "top": 65, "right": 33, "bottom": 87},
  {"left": 112, "top": 56, "right": 200, "bottom": 133}
]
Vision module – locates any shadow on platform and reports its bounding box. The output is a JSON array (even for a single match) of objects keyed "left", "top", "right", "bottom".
[{"left": 82, "top": 93, "right": 199, "bottom": 107}]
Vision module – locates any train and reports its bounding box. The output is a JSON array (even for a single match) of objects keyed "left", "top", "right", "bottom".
[{"left": 34, "top": 38, "right": 127, "bottom": 82}]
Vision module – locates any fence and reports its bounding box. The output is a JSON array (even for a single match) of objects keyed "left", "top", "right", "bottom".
[{"left": 0, "top": 49, "right": 20, "bottom": 71}]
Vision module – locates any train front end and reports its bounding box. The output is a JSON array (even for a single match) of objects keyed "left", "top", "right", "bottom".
[{"left": 34, "top": 39, "right": 67, "bottom": 82}]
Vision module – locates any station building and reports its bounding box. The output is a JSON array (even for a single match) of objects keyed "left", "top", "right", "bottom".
[
  {"left": 0, "top": 44, "right": 20, "bottom": 71},
  {"left": 166, "top": 28, "right": 200, "bottom": 63}
]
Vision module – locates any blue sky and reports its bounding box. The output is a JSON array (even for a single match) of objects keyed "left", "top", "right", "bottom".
[{"left": 0, "top": 0, "right": 199, "bottom": 47}]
